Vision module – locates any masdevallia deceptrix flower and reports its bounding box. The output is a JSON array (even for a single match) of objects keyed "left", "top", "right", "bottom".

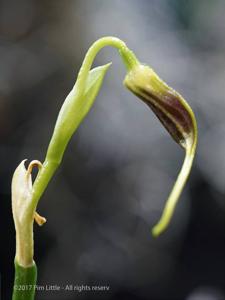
[{"left": 124, "top": 64, "right": 197, "bottom": 237}]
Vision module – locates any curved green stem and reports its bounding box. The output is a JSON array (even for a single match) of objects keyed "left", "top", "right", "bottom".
[
  {"left": 30, "top": 37, "right": 139, "bottom": 215},
  {"left": 76, "top": 37, "right": 139, "bottom": 97},
  {"left": 12, "top": 260, "right": 37, "bottom": 300}
]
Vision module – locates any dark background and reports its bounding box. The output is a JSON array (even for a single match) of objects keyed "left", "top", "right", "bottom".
[{"left": 0, "top": 0, "right": 225, "bottom": 299}]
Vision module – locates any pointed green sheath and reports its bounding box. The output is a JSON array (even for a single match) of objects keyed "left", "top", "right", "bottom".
[
  {"left": 46, "top": 63, "right": 112, "bottom": 164},
  {"left": 12, "top": 260, "right": 37, "bottom": 300},
  {"left": 124, "top": 64, "right": 197, "bottom": 236}
]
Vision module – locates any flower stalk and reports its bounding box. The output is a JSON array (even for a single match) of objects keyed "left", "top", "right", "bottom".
[{"left": 30, "top": 37, "right": 139, "bottom": 215}]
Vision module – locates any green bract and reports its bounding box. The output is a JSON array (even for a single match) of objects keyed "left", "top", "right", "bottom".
[{"left": 46, "top": 63, "right": 112, "bottom": 165}]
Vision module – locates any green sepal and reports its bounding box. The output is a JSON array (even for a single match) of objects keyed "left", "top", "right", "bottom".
[{"left": 12, "top": 260, "right": 37, "bottom": 300}]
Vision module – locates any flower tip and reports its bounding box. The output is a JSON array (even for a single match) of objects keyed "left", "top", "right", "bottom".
[{"left": 151, "top": 224, "right": 164, "bottom": 238}]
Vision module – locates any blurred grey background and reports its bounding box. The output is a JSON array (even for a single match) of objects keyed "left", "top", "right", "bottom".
[{"left": 0, "top": 0, "right": 225, "bottom": 299}]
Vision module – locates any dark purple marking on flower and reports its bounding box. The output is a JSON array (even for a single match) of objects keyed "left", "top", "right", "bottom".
[{"left": 134, "top": 87, "right": 194, "bottom": 147}]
